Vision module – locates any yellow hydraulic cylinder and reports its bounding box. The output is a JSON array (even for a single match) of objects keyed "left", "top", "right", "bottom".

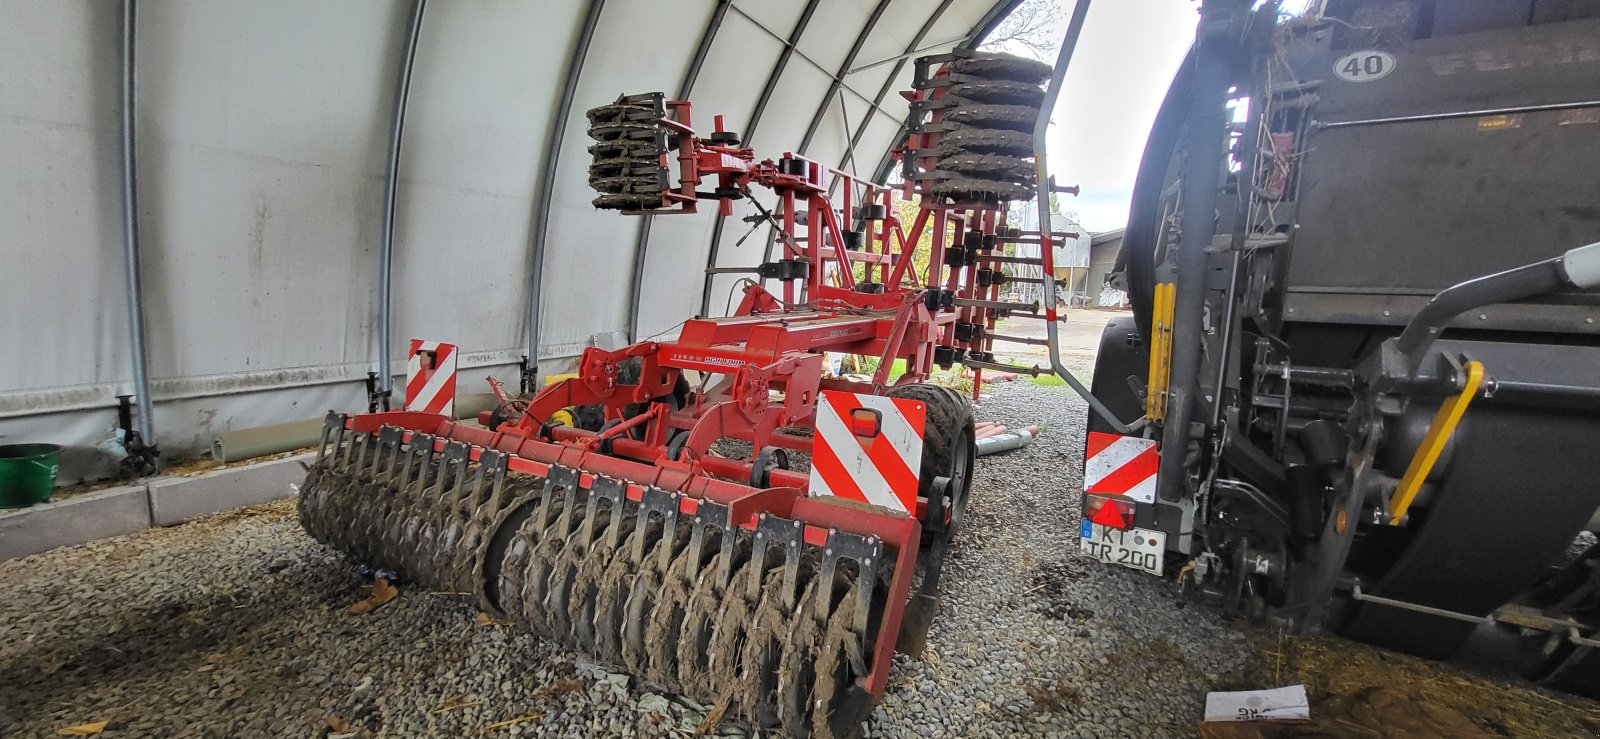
[
  {"left": 1387, "top": 360, "right": 1486, "bottom": 525},
  {"left": 1145, "top": 282, "right": 1177, "bottom": 420}
]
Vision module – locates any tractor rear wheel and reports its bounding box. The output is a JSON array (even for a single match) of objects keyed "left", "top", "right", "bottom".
[{"left": 888, "top": 383, "right": 976, "bottom": 541}]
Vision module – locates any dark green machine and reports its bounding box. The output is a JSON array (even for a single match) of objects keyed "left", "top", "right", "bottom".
[{"left": 1087, "top": 0, "right": 1600, "bottom": 696}]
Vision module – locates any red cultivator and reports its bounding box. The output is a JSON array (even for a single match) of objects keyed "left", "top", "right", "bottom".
[{"left": 299, "top": 51, "right": 1059, "bottom": 737}]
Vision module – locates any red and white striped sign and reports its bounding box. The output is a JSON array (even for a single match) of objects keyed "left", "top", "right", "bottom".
[
  {"left": 808, "top": 391, "right": 926, "bottom": 514},
  {"left": 1084, "top": 431, "right": 1158, "bottom": 503},
  {"left": 405, "top": 339, "right": 458, "bottom": 416}
]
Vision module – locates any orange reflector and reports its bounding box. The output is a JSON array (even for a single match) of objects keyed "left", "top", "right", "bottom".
[
  {"left": 1085, "top": 493, "right": 1134, "bottom": 530},
  {"left": 849, "top": 407, "right": 882, "bottom": 438}
]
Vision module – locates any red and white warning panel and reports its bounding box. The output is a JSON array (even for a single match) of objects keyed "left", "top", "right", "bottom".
[
  {"left": 405, "top": 339, "right": 458, "bottom": 416},
  {"left": 808, "top": 390, "right": 925, "bottom": 514},
  {"left": 1080, "top": 431, "right": 1166, "bottom": 575},
  {"left": 1083, "top": 431, "right": 1158, "bottom": 504}
]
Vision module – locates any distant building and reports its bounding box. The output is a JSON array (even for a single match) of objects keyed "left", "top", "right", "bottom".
[
  {"left": 1009, "top": 203, "right": 1089, "bottom": 306},
  {"left": 1087, "top": 228, "right": 1127, "bottom": 307}
]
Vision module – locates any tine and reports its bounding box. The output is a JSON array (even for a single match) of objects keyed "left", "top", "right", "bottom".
[
  {"left": 353, "top": 431, "right": 373, "bottom": 475},
  {"left": 590, "top": 477, "right": 627, "bottom": 550},
  {"left": 656, "top": 493, "right": 680, "bottom": 571},
  {"left": 479, "top": 450, "right": 507, "bottom": 511},
  {"left": 715, "top": 515, "right": 736, "bottom": 591},
  {"left": 333, "top": 423, "right": 352, "bottom": 470},
  {"left": 316, "top": 412, "right": 342, "bottom": 462},
  {"left": 580, "top": 476, "right": 603, "bottom": 545},
  {"left": 855, "top": 536, "right": 882, "bottom": 637},
  {"left": 750, "top": 513, "right": 802, "bottom": 603},
  {"left": 443, "top": 441, "right": 471, "bottom": 496},
  {"left": 686, "top": 502, "right": 729, "bottom": 583},
  {"left": 378, "top": 427, "right": 404, "bottom": 484},
  {"left": 399, "top": 434, "right": 424, "bottom": 496},
  {"left": 634, "top": 487, "right": 677, "bottom": 565},
  {"left": 819, "top": 529, "right": 881, "bottom": 625},
  {"left": 547, "top": 466, "right": 582, "bottom": 539},
  {"left": 410, "top": 433, "right": 437, "bottom": 498}
]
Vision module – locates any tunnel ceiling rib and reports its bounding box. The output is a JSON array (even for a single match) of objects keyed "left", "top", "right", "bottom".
[
  {"left": 871, "top": 0, "right": 1023, "bottom": 183},
  {"left": 835, "top": 0, "right": 959, "bottom": 179},
  {"left": 524, "top": 0, "right": 607, "bottom": 385},
  {"left": 796, "top": 0, "right": 894, "bottom": 155}
]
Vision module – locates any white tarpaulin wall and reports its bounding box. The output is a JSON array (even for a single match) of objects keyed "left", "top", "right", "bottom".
[{"left": 0, "top": 0, "right": 1020, "bottom": 482}]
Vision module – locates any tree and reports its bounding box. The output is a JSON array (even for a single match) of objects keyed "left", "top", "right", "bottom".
[{"left": 979, "top": 0, "right": 1065, "bottom": 60}]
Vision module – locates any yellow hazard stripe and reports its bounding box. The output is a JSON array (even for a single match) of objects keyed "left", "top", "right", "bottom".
[
  {"left": 1387, "top": 360, "right": 1486, "bottom": 525},
  {"left": 1146, "top": 282, "right": 1176, "bottom": 421}
]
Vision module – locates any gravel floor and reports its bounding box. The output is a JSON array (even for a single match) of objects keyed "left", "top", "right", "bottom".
[{"left": 0, "top": 380, "right": 1268, "bottom": 738}]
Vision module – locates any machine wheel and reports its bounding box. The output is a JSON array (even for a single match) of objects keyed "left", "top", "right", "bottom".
[{"left": 888, "top": 384, "right": 976, "bottom": 541}]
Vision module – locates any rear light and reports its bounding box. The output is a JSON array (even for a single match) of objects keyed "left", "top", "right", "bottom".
[
  {"left": 849, "top": 407, "right": 882, "bottom": 438},
  {"left": 1084, "top": 493, "right": 1134, "bottom": 530}
]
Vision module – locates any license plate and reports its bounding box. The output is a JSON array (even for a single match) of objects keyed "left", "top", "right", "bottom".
[{"left": 1080, "top": 521, "right": 1165, "bottom": 575}]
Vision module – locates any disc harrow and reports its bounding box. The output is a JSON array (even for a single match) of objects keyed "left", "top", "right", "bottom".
[
  {"left": 297, "top": 53, "right": 1055, "bottom": 736},
  {"left": 299, "top": 413, "right": 906, "bottom": 738}
]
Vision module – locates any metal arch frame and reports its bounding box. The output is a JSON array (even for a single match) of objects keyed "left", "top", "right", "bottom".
[
  {"left": 375, "top": 0, "right": 427, "bottom": 410},
  {"left": 871, "top": 0, "right": 1026, "bottom": 185},
  {"left": 523, "top": 0, "right": 608, "bottom": 391},
  {"left": 796, "top": 0, "right": 893, "bottom": 155},
  {"left": 836, "top": 0, "right": 959, "bottom": 183},
  {"left": 696, "top": 0, "right": 824, "bottom": 318},
  {"left": 627, "top": 0, "right": 735, "bottom": 342},
  {"left": 726, "top": 5, "right": 905, "bottom": 129},
  {"left": 699, "top": 0, "right": 968, "bottom": 315}
]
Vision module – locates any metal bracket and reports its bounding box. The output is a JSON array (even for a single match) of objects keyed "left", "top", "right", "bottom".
[
  {"left": 818, "top": 529, "right": 883, "bottom": 636},
  {"left": 685, "top": 501, "right": 733, "bottom": 585},
  {"left": 749, "top": 512, "right": 805, "bottom": 607},
  {"left": 544, "top": 465, "right": 582, "bottom": 539},
  {"left": 633, "top": 486, "right": 682, "bottom": 568},
  {"left": 584, "top": 475, "right": 628, "bottom": 550}
]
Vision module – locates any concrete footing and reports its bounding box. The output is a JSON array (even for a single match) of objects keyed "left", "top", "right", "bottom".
[{"left": 0, "top": 452, "right": 310, "bottom": 561}]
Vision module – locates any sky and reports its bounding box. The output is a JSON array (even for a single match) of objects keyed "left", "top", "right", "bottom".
[{"left": 1010, "top": 0, "right": 1316, "bottom": 233}]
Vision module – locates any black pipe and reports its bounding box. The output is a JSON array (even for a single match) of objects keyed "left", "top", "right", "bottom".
[
  {"left": 376, "top": 0, "right": 426, "bottom": 409},
  {"left": 120, "top": 0, "right": 159, "bottom": 473},
  {"left": 1119, "top": 48, "right": 1195, "bottom": 341},
  {"left": 526, "top": 0, "right": 607, "bottom": 384},
  {"left": 1156, "top": 0, "right": 1242, "bottom": 503},
  {"left": 1395, "top": 257, "right": 1577, "bottom": 375}
]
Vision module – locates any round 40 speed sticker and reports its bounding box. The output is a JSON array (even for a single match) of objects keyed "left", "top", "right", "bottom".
[{"left": 1334, "top": 50, "right": 1395, "bottom": 82}]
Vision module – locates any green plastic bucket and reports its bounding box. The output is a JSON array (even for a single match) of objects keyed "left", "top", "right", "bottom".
[{"left": 0, "top": 443, "right": 61, "bottom": 508}]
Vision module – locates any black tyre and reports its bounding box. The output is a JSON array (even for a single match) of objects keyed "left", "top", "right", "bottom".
[{"left": 887, "top": 383, "right": 976, "bottom": 539}]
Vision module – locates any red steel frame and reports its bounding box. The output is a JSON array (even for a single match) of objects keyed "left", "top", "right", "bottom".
[{"left": 337, "top": 87, "right": 1021, "bottom": 696}]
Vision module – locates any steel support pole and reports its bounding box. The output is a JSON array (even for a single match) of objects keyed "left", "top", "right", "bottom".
[
  {"left": 697, "top": 0, "right": 822, "bottom": 318},
  {"left": 119, "top": 0, "right": 159, "bottom": 473},
  {"left": 525, "top": 0, "right": 607, "bottom": 389},
  {"left": 376, "top": 0, "right": 426, "bottom": 409},
  {"left": 628, "top": 0, "right": 732, "bottom": 341},
  {"left": 1156, "top": 0, "right": 1241, "bottom": 502}
]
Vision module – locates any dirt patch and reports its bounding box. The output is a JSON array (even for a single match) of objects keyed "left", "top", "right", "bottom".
[
  {"left": 1024, "top": 677, "right": 1083, "bottom": 713},
  {"left": 1213, "top": 629, "right": 1600, "bottom": 739},
  {"left": 1030, "top": 558, "right": 1095, "bottom": 621}
]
